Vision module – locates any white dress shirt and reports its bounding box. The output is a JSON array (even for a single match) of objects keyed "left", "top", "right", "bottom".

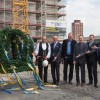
[{"left": 35, "top": 42, "right": 51, "bottom": 58}]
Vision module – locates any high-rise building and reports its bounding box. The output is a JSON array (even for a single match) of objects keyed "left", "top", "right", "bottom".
[
  {"left": 0, "top": 0, "right": 66, "bottom": 41},
  {"left": 72, "top": 20, "right": 83, "bottom": 41}
]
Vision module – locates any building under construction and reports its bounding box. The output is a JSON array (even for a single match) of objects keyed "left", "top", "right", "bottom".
[{"left": 0, "top": 0, "right": 66, "bottom": 41}]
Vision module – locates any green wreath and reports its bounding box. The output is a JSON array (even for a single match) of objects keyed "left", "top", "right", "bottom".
[{"left": 0, "top": 27, "right": 34, "bottom": 73}]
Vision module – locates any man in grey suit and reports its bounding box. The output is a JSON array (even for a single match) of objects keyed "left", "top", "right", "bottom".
[
  {"left": 73, "top": 35, "right": 88, "bottom": 86},
  {"left": 50, "top": 36, "right": 62, "bottom": 85}
]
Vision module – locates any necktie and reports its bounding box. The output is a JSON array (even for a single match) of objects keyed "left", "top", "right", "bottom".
[
  {"left": 54, "top": 42, "right": 56, "bottom": 48},
  {"left": 79, "top": 43, "right": 82, "bottom": 53},
  {"left": 89, "top": 42, "right": 92, "bottom": 47}
]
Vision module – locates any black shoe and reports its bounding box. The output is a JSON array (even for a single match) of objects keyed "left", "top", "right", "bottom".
[
  {"left": 94, "top": 84, "right": 97, "bottom": 88},
  {"left": 86, "top": 82, "right": 92, "bottom": 85},
  {"left": 69, "top": 81, "right": 73, "bottom": 85},
  {"left": 76, "top": 82, "right": 80, "bottom": 86},
  {"left": 56, "top": 82, "right": 59, "bottom": 85},
  {"left": 44, "top": 82, "right": 48, "bottom": 85},
  {"left": 44, "top": 81, "right": 48, "bottom": 83},
  {"left": 53, "top": 81, "right": 56, "bottom": 85},
  {"left": 81, "top": 83, "right": 85, "bottom": 87},
  {"left": 64, "top": 81, "right": 67, "bottom": 84}
]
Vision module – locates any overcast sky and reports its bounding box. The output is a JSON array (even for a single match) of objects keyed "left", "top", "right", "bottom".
[{"left": 66, "top": 0, "right": 100, "bottom": 37}]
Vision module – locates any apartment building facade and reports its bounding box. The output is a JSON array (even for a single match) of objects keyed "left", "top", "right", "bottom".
[
  {"left": 72, "top": 20, "right": 83, "bottom": 41},
  {"left": 0, "top": 0, "right": 66, "bottom": 41}
]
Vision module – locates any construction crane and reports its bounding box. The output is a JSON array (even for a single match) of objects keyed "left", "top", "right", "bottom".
[{"left": 12, "top": 0, "right": 28, "bottom": 34}]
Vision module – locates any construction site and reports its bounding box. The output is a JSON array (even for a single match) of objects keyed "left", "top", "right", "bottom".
[{"left": 0, "top": 0, "right": 66, "bottom": 41}]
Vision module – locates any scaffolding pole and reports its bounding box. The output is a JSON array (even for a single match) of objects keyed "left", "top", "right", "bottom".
[{"left": 12, "top": 0, "right": 28, "bottom": 34}]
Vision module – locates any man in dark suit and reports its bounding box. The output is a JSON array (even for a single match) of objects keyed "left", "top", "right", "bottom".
[
  {"left": 73, "top": 35, "right": 88, "bottom": 86},
  {"left": 86, "top": 34, "right": 98, "bottom": 88},
  {"left": 62, "top": 33, "right": 76, "bottom": 84},
  {"left": 97, "top": 42, "right": 100, "bottom": 65},
  {"left": 50, "top": 36, "right": 62, "bottom": 85}
]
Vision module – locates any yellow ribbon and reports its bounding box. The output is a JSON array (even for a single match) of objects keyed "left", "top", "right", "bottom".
[
  {"left": 9, "top": 87, "right": 40, "bottom": 94},
  {"left": 44, "top": 84, "right": 58, "bottom": 88},
  {"left": 11, "top": 66, "right": 23, "bottom": 87},
  {"left": 0, "top": 82, "right": 8, "bottom": 86},
  {"left": 0, "top": 73, "right": 2, "bottom": 77},
  {"left": 1, "top": 63, "right": 15, "bottom": 84},
  {"left": 27, "top": 63, "right": 44, "bottom": 85},
  {"left": 30, "top": 71, "right": 33, "bottom": 76}
]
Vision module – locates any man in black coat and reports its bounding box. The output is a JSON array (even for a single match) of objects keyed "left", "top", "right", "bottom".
[
  {"left": 73, "top": 35, "right": 88, "bottom": 86},
  {"left": 50, "top": 36, "right": 62, "bottom": 85},
  {"left": 97, "top": 42, "right": 100, "bottom": 65},
  {"left": 86, "top": 34, "right": 98, "bottom": 88},
  {"left": 62, "top": 33, "right": 76, "bottom": 84}
]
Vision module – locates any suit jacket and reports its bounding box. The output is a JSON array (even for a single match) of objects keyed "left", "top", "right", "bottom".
[
  {"left": 86, "top": 42, "right": 98, "bottom": 63},
  {"left": 50, "top": 42, "right": 62, "bottom": 62},
  {"left": 73, "top": 42, "right": 88, "bottom": 64},
  {"left": 97, "top": 42, "right": 100, "bottom": 65},
  {"left": 62, "top": 39, "right": 76, "bottom": 58}
]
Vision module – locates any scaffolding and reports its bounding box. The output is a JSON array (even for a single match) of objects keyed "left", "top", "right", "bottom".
[
  {"left": 35, "top": 0, "right": 46, "bottom": 38},
  {"left": 30, "top": 0, "right": 66, "bottom": 39},
  {"left": 0, "top": 0, "right": 12, "bottom": 28},
  {"left": 12, "top": 0, "right": 28, "bottom": 34},
  {"left": 0, "top": 0, "right": 66, "bottom": 40}
]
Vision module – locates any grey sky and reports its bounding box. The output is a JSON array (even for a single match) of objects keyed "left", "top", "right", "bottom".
[{"left": 66, "top": 0, "right": 100, "bottom": 37}]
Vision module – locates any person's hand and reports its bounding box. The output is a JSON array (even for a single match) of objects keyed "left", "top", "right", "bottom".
[
  {"left": 73, "top": 61, "right": 76, "bottom": 65},
  {"left": 86, "top": 50, "right": 90, "bottom": 54},
  {"left": 33, "top": 56, "right": 36, "bottom": 63},
  {"left": 44, "top": 56, "right": 48, "bottom": 60},
  {"left": 37, "top": 56, "right": 40, "bottom": 60},
  {"left": 76, "top": 54, "right": 80, "bottom": 58},
  {"left": 53, "top": 57, "right": 57, "bottom": 62},
  {"left": 32, "top": 53, "right": 36, "bottom": 56},
  {"left": 92, "top": 45, "right": 98, "bottom": 49}
]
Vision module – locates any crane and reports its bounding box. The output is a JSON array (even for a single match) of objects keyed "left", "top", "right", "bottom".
[{"left": 12, "top": 0, "right": 28, "bottom": 34}]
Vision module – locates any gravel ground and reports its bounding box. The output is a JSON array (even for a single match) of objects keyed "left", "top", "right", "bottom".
[{"left": 0, "top": 64, "right": 100, "bottom": 100}]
